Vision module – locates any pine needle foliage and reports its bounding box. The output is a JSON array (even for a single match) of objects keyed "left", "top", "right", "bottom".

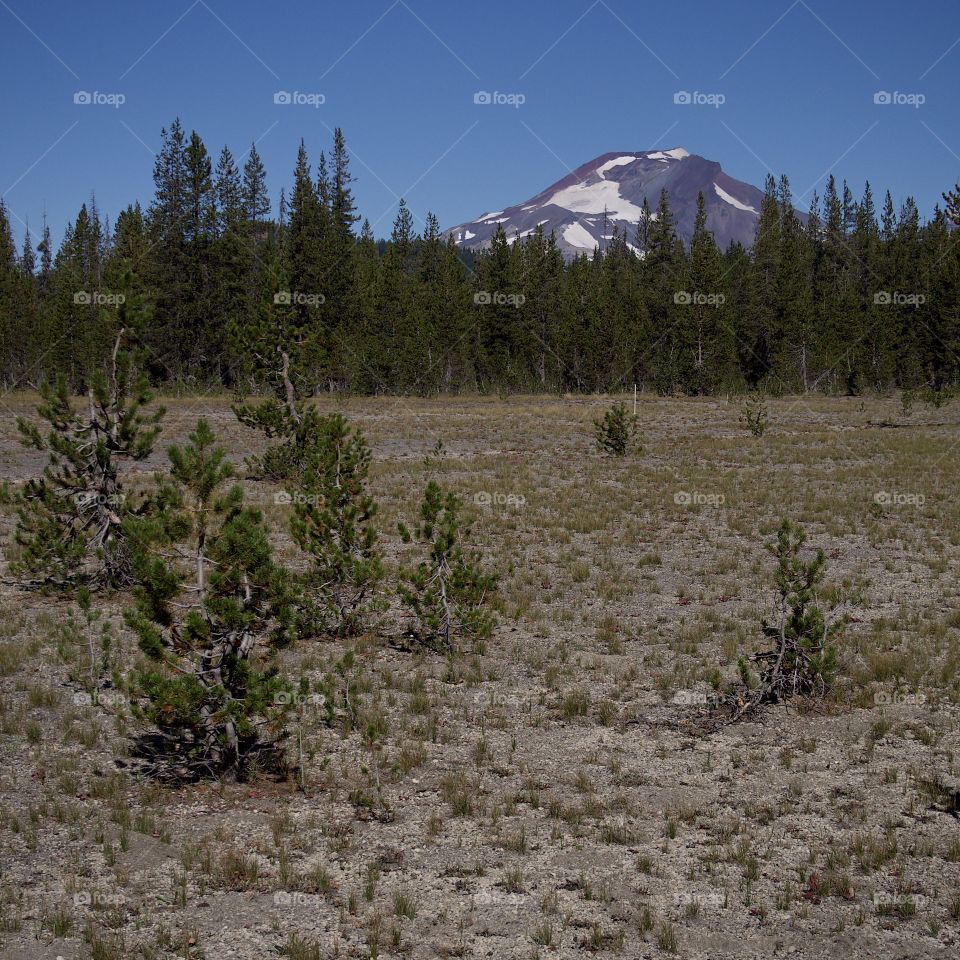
[
  {"left": 397, "top": 480, "right": 497, "bottom": 651},
  {"left": 124, "top": 418, "right": 292, "bottom": 781},
  {"left": 290, "top": 413, "right": 383, "bottom": 637},
  {"left": 594, "top": 402, "right": 639, "bottom": 456},
  {"left": 14, "top": 332, "right": 163, "bottom": 588},
  {"left": 734, "top": 519, "right": 847, "bottom": 718}
]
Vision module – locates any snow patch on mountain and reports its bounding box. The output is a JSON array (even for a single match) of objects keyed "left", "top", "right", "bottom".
[
  {"left": 713, "top": 183, "right": 757, "bottom": 214},
  {"left": 562, "top": 222, "right": 598, "bottom": 250},
  {"left": 596, "top": 155, "right": 638, "bottom": 177},
  {"left": 548, "top": 179, "right": 646, "bottom": 222},
  {"left": 476, "top": 211, "right": 504, "bottom": 223},
  {"left": 647, "top": 147, "right": 690, "bottom": 162}
]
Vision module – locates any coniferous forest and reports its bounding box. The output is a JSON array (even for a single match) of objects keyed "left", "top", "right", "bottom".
[{"left": 1, "top": 118, "right": 958, "bottom": 398}]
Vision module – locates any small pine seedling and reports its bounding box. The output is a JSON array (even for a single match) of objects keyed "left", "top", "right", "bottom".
[{"left": 594, "top": 402, "right": 639, "bottom": 456}]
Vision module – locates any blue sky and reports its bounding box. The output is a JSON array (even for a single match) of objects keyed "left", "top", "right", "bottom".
[{"left": 1, "top": 0, "right": 958, "bottom": 246}]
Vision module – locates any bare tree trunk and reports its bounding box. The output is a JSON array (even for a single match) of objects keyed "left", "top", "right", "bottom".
[{"left": 279, "top": 349, "right": 300, "bottom": 425}]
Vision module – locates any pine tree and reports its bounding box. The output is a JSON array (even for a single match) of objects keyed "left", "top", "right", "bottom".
[
  {"left": 644, "top": 189, "right": 682, "bottom": 392},
  {"left": 0, "top": 201, "right": 36, "bottom": 384},
  {"left": 817, "top": 174, "right": 859, "bottom": 391},
  {"left": 214, "top": 146, "right": 242, "bottom": 233},
  {"left": 42, "top": 202, "right": 111, "bottom": 384},
  {"left": 397, "top": 481, "right": 497, "bottom": 651},
  {"left": 918, "top": 208, "right": 959, "bottom": 393},
  {"left": 344, "top": 219, "right": 385, "bottom": 391},
  {"left": 232, "top": 143, "right": 326, "bottom": 476},
  {"left": 14, "top": 320, "right": 164, "bottom": 589},
  {"left": 212, "top": 145, "right": 250, "bottom": 382},
  {"left": 594, "top": 401, "right": 639, "bottom": 455},
  {"left": 290, "top": 414, "right": 383, "bottom": 636},
  {"left": 125, "top": 418, "right": 292, "bottom": 781},
  {"left": 323, "top": 129, "right": 359, "bottom": 385},
  {"left": 330, "top": 128, "right": 359, "bottom": 242},
  {"left": 891, "top": 197, "right": 925, "bottom": 387},
  {"left": 683, "top": 192, "right": 733, "bottom": 392},
  {"left": 19, "top": 225, "right": 36, "bottom": 276},
  {"left": 284, "top": 140, "right": 326, "bottom": 378},
  {"left": 374, "top": 201, "right": 419, "bottom": 389},
  {"left": 732, "top": 520, "right": 847, "bottom": 718},
  {"left": 774, "top": 175, "right": 815, "bottom": 390},
  {"left": 518, "top": 224, "right": 565, "bottom": 387},
  {"left": 145, "top": 120, "right": 191, "bottom": 378},
  {"left": 473, "top": 223, "right": 521, "bottom": 387},
  {"left": 183, "top": 130, "right": 218, "bottom": 370},
  {"left": 745, "top": 175, "right": 781, "bottom": 386},
  {"left": 241, "top": 144, "right": 271, "bottom": 234},
  {"left": 37, "top": 215, "right": 52, "bottom": 298},
  {"left": 391, "top": 198, "right": 416, "bottom": 268}
]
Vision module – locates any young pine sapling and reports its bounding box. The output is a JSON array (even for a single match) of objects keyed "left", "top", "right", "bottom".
[
  {"left": 397, "top": 481, "right": 497, "bottom": 652},
  {"left": 14, "top": 330, "right": 163, "bottom": 588},
  {"left": 125, "top": 419, "right": 292, "bottom": 781},
  {"left": 594, "top": 402, "right": 639, "bottom": 456},
  {"left": 734, "top": 519, "right": 848, "bottom": 719},
  {"left": 290, "top": 413, "right": 383, "bottom": 637}
]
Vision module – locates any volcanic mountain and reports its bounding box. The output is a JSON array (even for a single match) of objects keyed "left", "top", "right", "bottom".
[{"left": 446, "top": 148, "right": 769, "bottom": 259}]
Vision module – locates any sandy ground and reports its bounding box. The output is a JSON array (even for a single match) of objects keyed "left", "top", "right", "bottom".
[{"left": 0, "top": 391, "right": 958, "bottom": 960}]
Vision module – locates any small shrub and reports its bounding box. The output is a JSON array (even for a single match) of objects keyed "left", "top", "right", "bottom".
[
  {"left": 594, "top": 402, "right": 639, "bottom": 456},
  {"left": 13, "top": 329, "right": 163, "bottom": 589},
  {"left": 739, "top": 391, "right": 768, "bottom": 436},
  {"left": 397, "top": 481, "right": 497, "bottom": 651},
  {"left": 733, "top": 519, "right": 847, "bottom": 718},
  {"left": 290, "top": 413, "right": 384, "bottom": 637},
  {"left": 125, "top": 419, "right": 292, "bottom": 781}
]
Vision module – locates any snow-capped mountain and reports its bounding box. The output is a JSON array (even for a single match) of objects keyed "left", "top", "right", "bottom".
[{"left": 446, "top": 148, "right": 769, "bottom": 259}]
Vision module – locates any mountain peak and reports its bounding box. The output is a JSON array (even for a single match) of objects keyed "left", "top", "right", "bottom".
[{"left": 446, "top": 148, "right": 767, "bottom": 259}]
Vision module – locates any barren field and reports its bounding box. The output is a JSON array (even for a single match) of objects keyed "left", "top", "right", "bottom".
[{"left": 1, "top": 392, "right": 959, "bottom": 960}]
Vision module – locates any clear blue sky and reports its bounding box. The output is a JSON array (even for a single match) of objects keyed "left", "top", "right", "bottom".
[{"left": 2, "top": 0, "right": 958, "bottom": 246}]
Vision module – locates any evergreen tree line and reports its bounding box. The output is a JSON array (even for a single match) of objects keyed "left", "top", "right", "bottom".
[{"left": 2, "top": 119, "right": 958, "bottom": 396}]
